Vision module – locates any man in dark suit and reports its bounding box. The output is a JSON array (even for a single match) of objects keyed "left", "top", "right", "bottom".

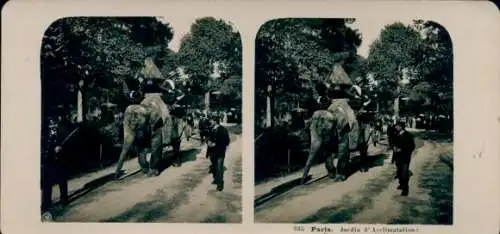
[
  {"left": 392, "top": 121, "right": 416, "bottom": 196},
  {"left": 41, "top": 107, "right": 75, "bottom": 213},
  {"left": 206, "top": 119, "right": 231, "bottom": 191}
]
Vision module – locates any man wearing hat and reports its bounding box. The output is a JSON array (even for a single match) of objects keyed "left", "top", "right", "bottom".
[
  {"left": 391, "top": 120, "right": 416, "bottom": 196},
  {"left": 206, "top": 117, "right": 230, "bottom": 191},
  {"left": 41, "top": 106, "right": 74, "bottom": 213},
  {"left": 315, "top": 82, "right": 332, "bottom": 110}
]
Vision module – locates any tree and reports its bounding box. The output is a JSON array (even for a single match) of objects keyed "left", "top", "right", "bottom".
[
  {"left": 177, "top": 17, "right": 242, "bottom": 110},
  {"left": 41, "top": 17, "right": 175, "bottom": 121},
  {"left": 411, "top": 20, "right": 453, "bottom": 116},
  {"left": 366, "top": 20, "right": 453, "bottom": 117},
  {"left": 255, "top": 18, "right": 363, "bottom": 127},
  {"left": 344, "top": 55, "right": 368, "bottom": 87},
  {"left": 366, "top": 22, "right": 424, "bottom": 115}
]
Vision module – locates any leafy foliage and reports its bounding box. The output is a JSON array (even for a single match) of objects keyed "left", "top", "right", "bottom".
[
  {"left": 366, "top": 20, "right": 453, "bottom": 115},
  {"left": 41, "top": 17, "right": 177, "bottom": 118},
  {"left": 42, "top": 16, "right": 242, "bottom": 119},
  {"left": 255, "top": 18, "right": 453, "bottom": 128},
  {"left": 366, "top": 22, "right": 423, "bottom": 104},
  {"left": 177, "top": 17, "right": 242, "bottom": 96},
  {"left": 255, "top": 18, "right": 364, "bottom": 120}
]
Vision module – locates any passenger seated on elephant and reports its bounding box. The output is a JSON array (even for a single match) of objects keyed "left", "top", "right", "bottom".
[
  {"left": 141, "top": 77, "right": 179, "bottom": 146},
  {"left": 158, "top": 79, "right": 185, "bottom": 106},
  {"left": 121, "top": 77, "right": 143, "bottom": 104},
  {"left": 328, "top": 84, "right": 371, "bottom": 113},
  {"left": 315, "top": 82, "right": 331, "bottom": 110}
]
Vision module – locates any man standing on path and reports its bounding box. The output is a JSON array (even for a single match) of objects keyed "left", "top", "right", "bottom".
[
  {"left": 207, "top": 118, "right": 231, "bottom": 191},
  {"left": 392, "top": 121, "right": 416, "bottom": 196},
  {"left": 41, "top": 106, "right": 75, "bottom": 214}
]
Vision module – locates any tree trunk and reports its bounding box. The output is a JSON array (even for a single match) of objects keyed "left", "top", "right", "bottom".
[
  {"left": 266, "top": 87, "right": 272, "bottom": 128},
  {"left": 77, "top": 90, "right": 83, "bottom": 122},
  {"left": 394, "top": 96, "right": 399, "bottom": 117},
  {"left": 77, "top": 79, "right": 86, "bottom": 123},
  {"left": 394, "top": 65, "right": 403, "bottom": 118},
  {"left": 204, "top": 91, "right": 210, "bottom": 115}
]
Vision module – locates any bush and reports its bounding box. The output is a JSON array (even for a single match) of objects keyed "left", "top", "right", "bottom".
[
  {"left": 56, "top": 119, "right": 123, "bottom": 179},
  {"left": 254, "top": 125, "right": 310, "bottom": 183}
]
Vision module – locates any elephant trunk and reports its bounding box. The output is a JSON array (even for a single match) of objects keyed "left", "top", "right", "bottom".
[
  {"left": 302, "top": 127, "right": 321, "bottom": 184},
  {"left": 115, "top": 118, "right": 135, "bottom": 175}
]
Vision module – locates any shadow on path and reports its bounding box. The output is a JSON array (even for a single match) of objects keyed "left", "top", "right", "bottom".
[
  {"left": 254, "top": 153, "right": 388, "bottom": 209},
  {"left": 50, "top": 147, "right": 202, "bottom": 219}
]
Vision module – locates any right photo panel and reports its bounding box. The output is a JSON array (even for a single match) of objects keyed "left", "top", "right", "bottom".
[{"left": 254, "top": 18, "right": 453, "bottom": 224}]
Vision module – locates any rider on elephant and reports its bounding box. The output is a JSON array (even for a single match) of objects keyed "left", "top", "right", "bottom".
[
  {"left": 315, "top": 64, "right": 369, "bottom": 112},
  {"left": 139, "top": 71, "right": 185, "bottom": 147},
  {"left": 315, "top": 82, "right": 332, "bottom": 110}
]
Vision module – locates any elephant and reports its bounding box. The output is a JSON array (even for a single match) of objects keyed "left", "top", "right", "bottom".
[
  {"left": 301, "top": 98, "right": 372, "bottom": 184},
  {"left": 114, "top": 80, "right": 186, "bottom": 179}
]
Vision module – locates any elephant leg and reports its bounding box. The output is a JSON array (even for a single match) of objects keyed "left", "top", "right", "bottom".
[
  {"left": 359, "top": 143, "right": 369, "bottom": 172},
  {"left": 148, "top": 127, "right": 163, "bottom": 177},
  {"left": 335, "top": 132, "right": 350, "bottom": 182},
  {"left": 162, "top": 116, "right": 173, "bottom": 146},
  {"left": 115, "top": 124, "right": 135, "bottom": 179},
  {"left": 302, "top": 135, "right": 321, "bottom": 184},
  {"left": 324, "top": 133, "right": 338, "bottom": 178},
  {"left": 138, "top": 148, "right": 149, "bottom": 174},
  {"left": 185, "top": 125, "right": 191, "bottom": 141},
  {"left": 172, "top": 138, "right": 182, "bottom": 167},
  {"left": 325, "top": 151, "right": 336, "bottom": 179}
]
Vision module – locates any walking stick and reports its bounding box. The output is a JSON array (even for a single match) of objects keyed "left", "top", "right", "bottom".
[{"left": 59, "top": 127, "right": 80, "bottom": 147}]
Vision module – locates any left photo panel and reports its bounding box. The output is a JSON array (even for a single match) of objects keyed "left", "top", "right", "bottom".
[{"left": 40, "top": 16, "right": 243, "bottom": 223}]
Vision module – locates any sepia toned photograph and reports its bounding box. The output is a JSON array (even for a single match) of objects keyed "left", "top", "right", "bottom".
[
  {"left": 40, "top": 16, "right": 242, "bottom": 222},
  {"left": 254, "top": 18, "right": 453, "bottom": 224},
  {"left": 2, "top": 1, "right": 499, "bottom": 234}
]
